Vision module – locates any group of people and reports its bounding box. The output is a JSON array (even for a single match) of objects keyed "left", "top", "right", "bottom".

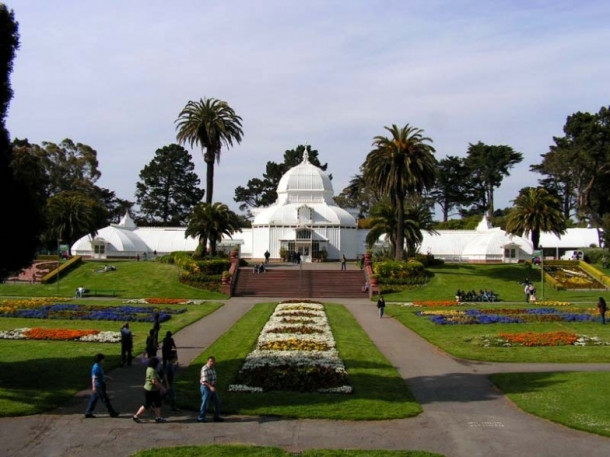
[
  {"left": 85, "top": 334, "right": 223, "bottom": 423},
  {"left": 253, "top": 263, "right": 266, "bottom": 274},
  {"left": 455, "top": 289, "right": 498, "bottom": 303}
]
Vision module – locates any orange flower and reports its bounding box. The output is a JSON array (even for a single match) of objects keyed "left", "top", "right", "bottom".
[
  {"left": 145, "top": 298, "right": 187, "bottom": 305},
  {"left": 498, "top": 331, "right": 578, "bottom": 347},
  {"left": 24, "top": 328, "right": 99, "bottom": 341}
]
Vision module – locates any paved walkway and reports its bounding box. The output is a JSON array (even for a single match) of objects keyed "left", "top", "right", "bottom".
[{"left": 1, "top": 297, "right": 609, "bottom": 457}]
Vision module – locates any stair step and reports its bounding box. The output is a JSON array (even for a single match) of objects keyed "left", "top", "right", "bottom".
[{"left": 233, "top": 268, "right": 366, "bottom": 298}]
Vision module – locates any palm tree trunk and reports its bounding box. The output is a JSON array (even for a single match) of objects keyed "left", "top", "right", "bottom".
[
  {"left": 204, "top": 150, "right": 215, "bottom": 204},
  {"left": 394, "top": 193, "right": 405, "bottom": 261}
]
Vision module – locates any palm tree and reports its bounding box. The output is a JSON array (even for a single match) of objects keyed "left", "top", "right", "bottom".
[
  {"left": 364, "top": 124, "right": 437, "bottom": 260},
  {"left": 185, "top": 202, "right": 242, "bottom": 257},
  {"left": 175, "top": 98, "right": 243, "bottom": 204},
  {"left": 46, "top": 191, "right": 101, "bottom": 254},
  {"left": 505, "top": 187, "right": 566, "bottom": 250},
  {"left": 366, "top": 197, "right": 436, "bottom": 258}
]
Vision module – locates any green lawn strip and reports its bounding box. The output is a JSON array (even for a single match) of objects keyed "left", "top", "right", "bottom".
[
  {"left": 132, "top": 445, "right": 443, "bottom": 457},
  {"left": 380, "top": 263, "right": 605, "bottom": 303},
  {"left": 0, "top": 260, "right": 227, "bottom": 299},
  {"left": 387, "top": 303, "right": 610, "bottom": 363},
  {"left": 176, "top": 302, "right": 421, "bottom": 420},
  {"left": 490, "top": 371, "right": 610, "bottom": 437},
  {"left": 0, "top": 302, "right": 221, "bottom": 416}
]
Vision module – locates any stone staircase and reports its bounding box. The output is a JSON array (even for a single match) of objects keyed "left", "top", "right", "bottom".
[{"left": 232, "top": 267, "right": 367, "bottom": 298}]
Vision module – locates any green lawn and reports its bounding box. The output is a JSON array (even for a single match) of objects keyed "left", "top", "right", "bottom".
[
  {"left": 175, "top": 302, "right": 422, "bottom": 420},
  {"left": 133, "top": 445, "right": 443, "bottom": 457},
  {"left": 0, "top": 301, "right": 222, "bottom": 416},
  {"left": 0, "top": 260, "right": 227, "bottom": 299},
  {"left": 381, "top": 263, "right": 607, "bottom": 303},
  {"left": 491, "top": 371, "right": 610, "bottom": 437}
]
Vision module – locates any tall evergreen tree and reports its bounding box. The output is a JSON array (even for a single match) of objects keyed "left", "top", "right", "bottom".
[
  {"left": 0, "top": 5, "right": 44, "bottom": 279},
  {"left": 135, "top": 144, "right": 204, "bottom": 226},
  {"left": 429, "top": 155, "right": 474, "bottom": 221},
  {"left": 464, "top": 142, "right": 523, "bottom": 219}
]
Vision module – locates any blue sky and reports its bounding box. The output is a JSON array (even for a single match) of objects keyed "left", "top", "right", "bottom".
[{"left": 5, "top": 1, "right": 610, "bottom": 218}]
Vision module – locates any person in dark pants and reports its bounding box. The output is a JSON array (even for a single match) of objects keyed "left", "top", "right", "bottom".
[
  {"left": 341, "top": 254, "right": 347, "bottom": 270},
  {"left": 120, "top": 323, "right": 133, "bottom": 366},
  {"left": 161, "top": 330, "right": 177, "bottom": 368},
  {"left": 597, "top": 297, "right": 607, "bottom": 324},
  {"left": 85, "top": 353, "right": 119, "bottom": 418},
  {"left": 145, "top": 329, "right": 157, "bottom": 358},
  {"left": 377, "top": 294, "right": 386, "bottom": 318}
]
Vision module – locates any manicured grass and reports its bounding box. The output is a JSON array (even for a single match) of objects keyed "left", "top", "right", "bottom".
[
  {"left": 490, "top": 371, "right": 610, "bottom": 437},
  {"left": 387, "top": 303, "right": 610, "bottom": 363},
  {"left": 381, "top": 263, "right": 606, "bottom": 304},
  {"left": 132, "top": 445, "right": 443, "bottom": 457},
  {"left": 175, "top": 302, "right": 422, "bottom": 420},
  {"left": 0, "top": 301, "right": 222, "bottom": 416},
  {"left": 0, "top": 260, "right": 227, "bottom": 299}
]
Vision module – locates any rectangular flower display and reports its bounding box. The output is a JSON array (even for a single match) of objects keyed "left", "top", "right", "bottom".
[
  {"left": 229, "top": 302, "right": 352, "bottom": 394},
  {"left": 0, "top": 327, "right": 121, "bottom": 343}
]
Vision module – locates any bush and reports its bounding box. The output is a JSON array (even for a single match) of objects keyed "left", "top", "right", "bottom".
[
  {"left": 412, "top": 253, "right": 444, "bottom": 267},
  {"left": 583, "top": 247, "right": 607, "bottom": 264},
  {"left": 373, "top": 260, "right": 433, "bottom": 285}
]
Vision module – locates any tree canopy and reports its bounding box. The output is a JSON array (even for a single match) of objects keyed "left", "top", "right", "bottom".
[
  {"left": 463, "top": 141, "right": 523, "bottom": 219},
  {"left": 363, "top": 124, "right": 437, "bottom": 260},
  {"left": 135, "top": 144, "right": 204, "bottom": 226},
  {"left": 0, "top": 5, "right": 44, "bottom": 279},
  {"left": 505, "top": 186, "right": 566, "bottom": 250},
  {"left": 176, "top": 97, "right": 243, "bottom": 204}
]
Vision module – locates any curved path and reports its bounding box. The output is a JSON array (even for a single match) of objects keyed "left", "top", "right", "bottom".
[{"left": 2, "top": 297, "right": 609, "bottom": 457}]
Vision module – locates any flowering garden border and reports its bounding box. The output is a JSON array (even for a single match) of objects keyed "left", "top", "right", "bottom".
[
  {"left": 0, "top": 327, "right": 121, "bottom": 343},
  {"left": 229, "top": 302, "right": 351, "bottom": 394},
  {"left": 418, "top": 307, "right": 598, "bottom": 325},
  {"left": 470, "top": 331, "right": 609, "bottom": 347}
]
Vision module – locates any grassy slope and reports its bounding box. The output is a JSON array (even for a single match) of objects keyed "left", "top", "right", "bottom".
[{"left": 0, "top": 260, "right": 227, "bottom": 299}]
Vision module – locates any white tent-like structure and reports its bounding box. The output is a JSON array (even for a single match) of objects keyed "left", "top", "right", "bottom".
[{"left": 418, "top": 216, "right": 533, "bottom": 263}]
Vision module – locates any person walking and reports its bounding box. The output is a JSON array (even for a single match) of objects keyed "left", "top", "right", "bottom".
[
  {"left": 85, "top": 353, "right": 119, "bottom": 418},
  {"left": 377, "top": 294, "right": 386, "bottom": 318},
  {"left": 161, "top": 330, "right": 177, "bottom": 368},
  {"left": 132, "top": 357, "right": 167, "bottom": 423},
  {"left": 597, "top": 297, "right": 607, "bottom": 324},
  {"left": 120, "top": 323, "right": 133, "bottom": 366},
  {"left": 145, "top": 329, "right": 157, "bottom": 359},
  {"left": 341, "top": 254, "right": 347, "bottom": 270},
  {"left": 264, "top": 250, "right": 270, "bottom": 264},
  {"left": 197, "top": 356, "right": 224, "bottom": 422}
]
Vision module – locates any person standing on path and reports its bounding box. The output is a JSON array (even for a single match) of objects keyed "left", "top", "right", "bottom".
[
  {"left": 197, "top": 356, "right": 224, "bottom": 422},
  {"left": 597, "top": 297, "right": 607, "bottom": 324},
  {"left": 341, "top": 254, "right": 347, "bottom": 270},
  {"left": 132, "top": 357, "right": 167, "bottom": 423},
  {"left": 264, "top": 250, "right": 270, "bottom": 264},
  {"left": 377, "top": 294, "right": 386, "bottom": 318},
  {"left": 161, "top": 330, "right": 177, "bottom": 368},
  {"left": 120, "top": 323, "right": 133, "bottom": 366},
  {"left": 85, "top": 353, "right": 119, "bottom": 418}
]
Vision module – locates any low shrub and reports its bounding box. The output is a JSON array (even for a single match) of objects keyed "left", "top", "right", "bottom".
[{"left": 373, "top": 260, "right": 433, "bottom": 285}]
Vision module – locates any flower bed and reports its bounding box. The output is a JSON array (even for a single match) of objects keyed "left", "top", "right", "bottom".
[
  {"left": 544, "top": 265, "right": 606, "bottom": 289},
  {"left": 470, "top": 332, "right": 609, "bottom": 347},
  {"left": 0, "top": 302, "right": 186, "bottom": 322},
  {"left": 418, "top": 307, "right": 598, "bottom": 325},
  {"left": 0, "top": 327, "right": 121, "bottom": 343},
  {"left": 413, "top": 300, "right": 458, "bottom": 307},
  {"left": 229, "top": 302, "right": 351, "bottom": 394}
]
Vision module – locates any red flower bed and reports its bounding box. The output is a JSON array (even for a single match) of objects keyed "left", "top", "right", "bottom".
[
  {"left": 498, "top": 331, "right": 579, "bottom": 347},
  {"left": 24, "top": 328, "right": 98, "bottom": 341}
]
